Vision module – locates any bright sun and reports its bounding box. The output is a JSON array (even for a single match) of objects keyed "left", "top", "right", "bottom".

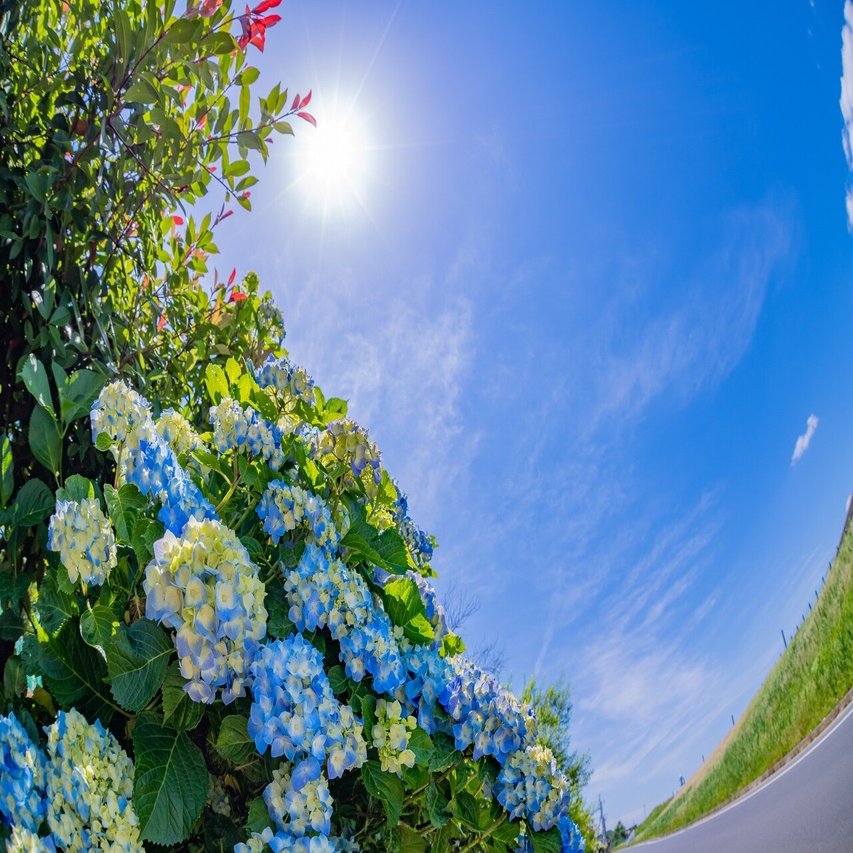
[{"left": 294, "top": 101, "right": 371, "bottom": 215}]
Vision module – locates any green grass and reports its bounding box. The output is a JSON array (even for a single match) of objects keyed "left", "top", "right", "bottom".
[{"left": 628, "top": 523, "right": 853, "bottom": 845}]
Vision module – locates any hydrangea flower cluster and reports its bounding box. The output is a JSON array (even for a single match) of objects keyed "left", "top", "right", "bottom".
[
  {"left": 371, "top": 699, "right": 417, "bottom": 776},
  {"left": 496, "top": 744, "right": 570, "bottom": 832},
  {"left": 155, "top": 408, "right": 205, "bottom": 458},
  {"left": 91, "top": 381, "right": 215, "bottom": 535},
  {"left": 265, "top": 758, "right": 333, "bottom": 839},
  {"left": 252, "top": 354, "right": 315, "bottom": 405},
  {"left": 0, "top": 713, "right": 47, "bottom": 832},
  {"left": 282, "top": 544, "right": 407, "bottom": 694},
  {"left": 44, "top": 709, "right": 141, "bottom": 852},
  {"left": 47, "top": 497, "right": 117, "bottom": 587},
  {"left": 396, "top": 638, "right": 453, "bottom": 735},
  {"left": 210, "top": 397, "right": 287, "bottom": 469},
  {"left": 257, "top": 482, "right": 339, "bottom": 553},
  {"left": 144, "top": 518, "right": 267, "bottom": 703},
  {"left": 248, "top": 636, "right": 367, "bottom": 779},
  {"left": 5, "top": 825, "right": 56, "bottom": 852},
  {"left": 558, "top": 815, "right": 586, "bottom": 853},
  {"left": 316, "top": 420, "right": 381, "bottom": 488},
  {"left": 440, "top": 657, "right": 533, "bottom": 765},
  {"left": 90, "top": 380, "right": 151, "bottom": 445}
]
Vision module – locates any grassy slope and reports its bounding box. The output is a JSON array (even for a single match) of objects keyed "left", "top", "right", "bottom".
[{"left": 630, "top": 523, "right": 853, "bottom": 844}]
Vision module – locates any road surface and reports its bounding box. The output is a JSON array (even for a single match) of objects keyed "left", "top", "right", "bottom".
[{"left": 628, "top": 702, "right": 853, "bottom": 852}]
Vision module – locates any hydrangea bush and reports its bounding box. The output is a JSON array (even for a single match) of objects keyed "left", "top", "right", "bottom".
[{"left": 0, "top": 0, "right": 593, "bottom": 849}]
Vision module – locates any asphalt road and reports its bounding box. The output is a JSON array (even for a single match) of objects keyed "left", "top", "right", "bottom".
[{"left": 628, "top": 702, "right": 853, "bottom": 852}]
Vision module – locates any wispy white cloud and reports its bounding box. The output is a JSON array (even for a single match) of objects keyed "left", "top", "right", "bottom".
[
  {"left": 791, "top": 414, "right": 819, "bottom": 465},
  {"left": 840, "top": 2, "right": 853, "bottom": 226}
]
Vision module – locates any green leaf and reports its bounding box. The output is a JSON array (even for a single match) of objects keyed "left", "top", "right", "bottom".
[
  {"left": 451, "top": 791, "right": 481, "bottom": 829},
  {"left": 426, "top": 782, "right": 450, "bottom": 828},
  {"left": 38, "top": 621, "right": 115, "bottom": 722},
  {"left": 204, "top": 363, "right": 229, "bottom": 404},
  {"left": 60, "top": 475, "right": 94, "bottom": 502},
  {"left": 95, "top": 432, "right": 112, "bottom": 452},
  {"left": 399, "top": 825, "right": 428, "bottom": 853},
  {"left": 163, "top": 16, "right": 202, "bottom": 44},
  {"left": 80, "top": 604, "right": 118, "bottom": 648},
  {"left": 124, "top": 77, "right": 160, "bottom": 105},
  {"left": 341, "top": 502, "right": 409, "bottom": 574},
  {"left": 20, "top": 353, "right": 52, "bottom": 411},
  {"left": 60, "top": 369, "right": 105, "bottom": 425},
  {"left": 215, "top": 715, "right": 255, "bottom": 765},
  {"left": 407, "top": 728, "right": 435, "bottom": 765},
  {"left": 0, "top": 435, "right": 13, "bottom": 506},
  {"left": 529, "top": 827, "right": 562, "bottom": 853},
  {"left": 361, "top": 760, "right": 403, "bottom": 825},
  {"left": 380, "top": 577, "right": 434, "bottom": 645},
  {"left": 12, "top": 479, "right": 53, "bottom": 527},
  {"left": 441, "top": 632, "right": 465, "bottom": 657},
  {"left": 327, "top": 665, "right": 348, "bottom": 695},
  {"left": 104, "top": 483, "right": 146, "bottom": 544},
  {"left": 429, "top": 733, "right": 462, "bottom": 772},
  {"left": 161, "top": 663, "right": 204, "bottom": 731},
  {"left": 245, "top": 797, "right": 269, "bottom": 834},
  {"left": 360, "top": 695, "right": 377, "bottom": 739},
  {"left": 265, "top": 583, "right": 295, "bottom": 639},
  {"left": 106, "top": 620, "right": 171, "bottom": 712},
  {"left": 131, "top": 517, "right": 162, "bottom": 565},
  {"left": 29, "top": 406, "right": 62, "bottom": 474},
  {"left": 133, "top": 713, "right": 208, "bottom": 845}
]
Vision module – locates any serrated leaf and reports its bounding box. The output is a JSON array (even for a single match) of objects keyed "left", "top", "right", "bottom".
[
  {"left": 452, "top": 791, "right": 481, "bottom": 828},
  {"left": 381, "top": 577, "right": 434, "bottom": 645},
  {"left": 361, "top": 760, "right": 403, "bottom": 825},
  {"left": 60, "top": 475, "right": 94, "bottom": 502},
  {"left": 529, "top": 826, "right": 562, "bottom": 853},
  {"left": 426, "top": 782, "right": 450, "bottom": 827},
  {"left": 38, "top": 621, "right": 115, "bottom": 722},
  {"left": 215, "top": 715, "right": 255, "bottom": 765},
  {"left": 106, "top": 620, "right": 171, "bottom": 712},
  {"left": 245, "top": 797, "right": 269, "bottom": 834},
  {"left": 407, "top": 728, "right": 434, "bottom": 765},
  {"left": 36, "top": 568, "right": 78, "bottom": 634},
  {"left": 428, "top": 733, "right": 461, "bottom": 773},
  {"left": 95, "top": 432, "right": 112, "bottom": 451},
  {"left": 104, "top": 483, "right": 146, "bottom": 543},
  {"left": 133, "top": 714, "right": 208, "bottom": 844},
  {"left": 204, "top": 363, "right": 229, "bottom": 404},
  {"left": 265, "top": 583, "right": 295, "bottom": 639},
  {"left": 131, "top": 516, "right": 162, "bottom": 565},
  {"left": 29, "top": 406, "right": 62, "bottom": 474},
  {"left": 12, "top": 479, "right": 54, "bottom": 527},
  {"left": 341, "top": 502, "right": 409, "bottom": 575},
  {"left": 161, "top": 664, "right": 204, "bottom": 731},
  {"left": 327, "top": 665, "right": 348, "bottom": 695},
  {"left": 399, "top": 825, "right": 428, "bottom": 852},
  {"left": 60, "top": 369, "right": 105, "bottom": 425},
  {"left": 20, "top": 353, "right": 52, "bottom": 411},
  {"left": 80, "top": 604, "right": 117, "bottom": 648}
]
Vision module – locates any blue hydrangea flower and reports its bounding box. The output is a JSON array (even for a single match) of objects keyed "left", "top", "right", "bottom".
[
  {"left": 558, "top": 814, "right": 586, "bottom": 852},
  {"left": 248, "top": 636, "right": 366, "bottom": 779},
  {"left": 257, "top": 482, "right": 339, "bottom": 554},
  {"left": 391, "top": 485, "right": 434, "bottom": 567},
  {"left": 210, "top": 397, "right": 287, "bottom": 469},
  {"left": 44, "top": 709, "right": 141, "bottom": 851},
  {"left": 338, "top": 611, "right": 406, "bottom": 695},
  {"left": 4, "top": 824, "right": 57, "bottom": 852},
  {"left": 90, "top": 380, "right": 151, "bottom": 445},
  {"left": 440, "top": 657, "right": 533, "bottom": 765},
  {"left": 47, "top": 497, "right": 117, "bottom": 587},
  {"left": 495, "top": 744, "right": 570, "bottom": 832},
  {"left": 0, "top": 712, "right": 47, "bottom": 832},
  {"left": 144, "top": 518, "right": 267, "bottom": 704},
  {"left": 252, "top": 354, "right": 315, "bottom": 404},
  {"left": 396, "top": 638, "right": 453, "bottom": 735},
  {"left": 316, "top": 420, "right": 381, "bottom": 489}
]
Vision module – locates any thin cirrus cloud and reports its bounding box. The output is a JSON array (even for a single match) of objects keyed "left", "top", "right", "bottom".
[
  {"left": 841, "top": 1, "right": 853, "bottom": 227},
  {"left": 791, "top": 414, "right": 819, "bottom": 465}
]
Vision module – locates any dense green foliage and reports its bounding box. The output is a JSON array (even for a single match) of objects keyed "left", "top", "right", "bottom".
[
  {"left": 631, "top": 524, "right": 853, "bottom": 845},
  {"left": 0, "top": 1, "right": 596, "bottom": 851}
]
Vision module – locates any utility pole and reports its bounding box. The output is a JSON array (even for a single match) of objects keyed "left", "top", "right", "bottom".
[{"left": 599, "top": 795, "right": 610, "bottom": 850}]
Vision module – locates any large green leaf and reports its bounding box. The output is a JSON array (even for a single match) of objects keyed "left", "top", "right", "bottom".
[
  {"left": 11, "top": 479, "right": 53, "bottom": 527},
  {"left": 80, "top": 604, "right": 118, "bottom": 648},
  {"left": 59, "top": 369, "right": 105, "bottom": 425},
  {"left": 161, "top": 664, "right": 204, "bottom": 732},
  {"left": 341, "top": 502, "right": 409, "bottom": 575},
  {"left": 361, "top": 760, "right": 403, "bottom": 824},
  {"left": 20, "top": 353, "right": 52, "bottom": 411},
  {"left": 38, "top": 621, "right": 115, "bottom": 722},
  {"left": 29, "top": 405, "right": 62, "bottom": 474},
  {"left": 132, "top": 714, "right": 209, "bottom": 845},
  {"left": 380, "top": 577, "right": 434, "bottom": 645},
  {"left": 529, "top": 826, "right": 562, "bottom": 853},
  {"left": 104, "top": 483, "right": 146, "bottom": 544},
  {"left": 106, "top": 620, "right": 171, "bottom": 712},
  {"left": 215, "top": 715, "right": 256, "bottom": 765},
  {"left": 35, "top": 568, "right": 78, "bottom": 634}
]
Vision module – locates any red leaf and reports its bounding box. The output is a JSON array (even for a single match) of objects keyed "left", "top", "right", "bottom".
[
  {"left": 299, "top": 90, "right": 312, "bottom": 109},
  {"left": 228, "top": 268, "right": 237, "bottom": 286},
  {"left": 291, "top": 93, "right": 300, "bottom": 111},
  {"left": 297, "top": 111, "right": 316, "bottom": 127},
  {"left": 252, "top": 0, "right": 281, "bottom": 12},
  {"left": 157, "top": 314, "right": 167, "bottom": 332},
  {"left": 260, "top": 13, "right": 280, "bottom": 26},
  {"left": 229, "top": 291, "right": 248, "bottom": 303},
  {"left": 171, "top": 215, "right": 184, "bottom": 225}
]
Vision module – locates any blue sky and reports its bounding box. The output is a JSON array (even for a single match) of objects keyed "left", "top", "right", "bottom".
[{"left": 216, "top": 0, "right": 853, "bottom": 826}]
